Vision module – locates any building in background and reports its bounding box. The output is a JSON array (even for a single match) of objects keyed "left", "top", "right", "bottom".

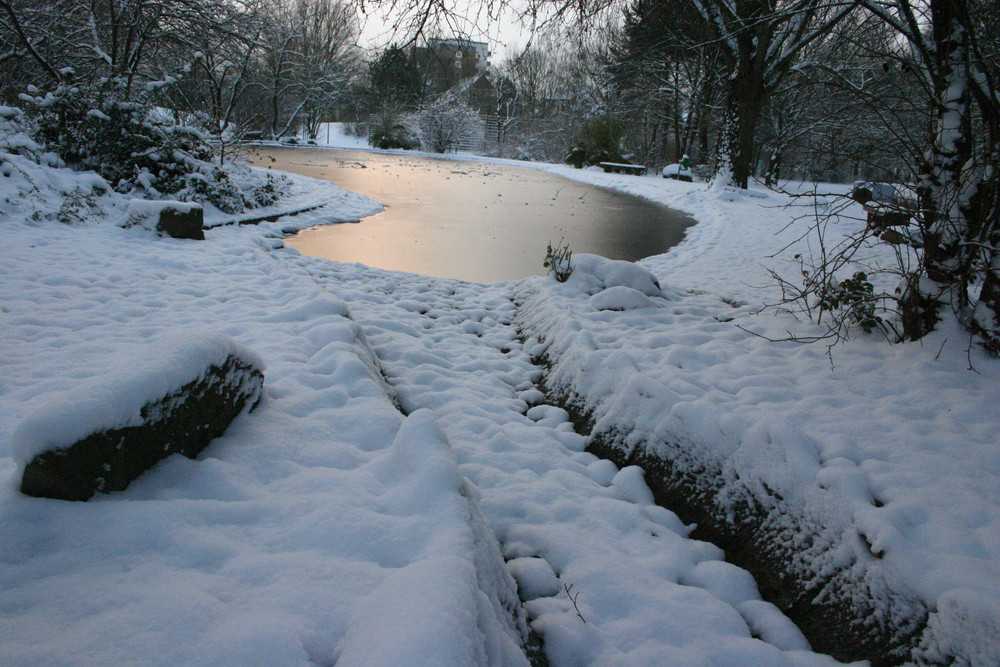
[{"left": 414, "top": 38, "right": 490, "bottom": 92}]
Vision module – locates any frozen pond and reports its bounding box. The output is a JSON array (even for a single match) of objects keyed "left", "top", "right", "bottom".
[{"left": 259, "top": 147, "right": 694, "bottom": 283}]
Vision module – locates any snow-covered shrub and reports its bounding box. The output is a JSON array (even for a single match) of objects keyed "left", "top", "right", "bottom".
[
  {"left": 20, "top": 86, "right": 288, "bottom": 214},
  {"left": 0, "top": 106, "right": 37, "bottom": 156},
  {"left": 369, "top": 108, "right": 421, "bottom": 150},
  {"left": 416, "top": 101, "right": 484, "bottom": 153},
  {"left": 543, "top": 240, "right": 573, "bottom": 282},
  {"left": 25, "top": 86, "right": 212, "bottom": 192},
  {"left": 565, "top": 115, "right": 626, "bottom": 168},
  {"left": 816, "top": 271, "right": 884, "bottom": 334},
  {"left": 766, "top": 197, "right": 904, "bottom": 344},
  {"left": 1, "top": 106, "right": 112, "bottom": 225},
  {"left": 249, "top": 172, "right": 284, "bottom": 208},
  {"left": 371, "top": 124, "right": 421, "bottom": 150},
  {"left": 56, "top": 189, "right": 101, "bottom": 225},
  {"left": 188, "top": 171, "right": 244, "bottom": 213}
]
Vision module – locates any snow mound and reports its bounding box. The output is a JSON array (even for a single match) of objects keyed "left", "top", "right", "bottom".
[
  {"left": 517, "top": 263, "right": 1000, "bottom": 662},
  {"left": 588, "top": 285, "right": 656, "bottom": 311},
  {"left": 567, "top": 254, "right": 662, "bottom": 296},
  {"left": 507, "top": 557, "right": 561, "bottom": 599},
  {"left": 337, "top": 410, "right": 528, "bottom": 667}
]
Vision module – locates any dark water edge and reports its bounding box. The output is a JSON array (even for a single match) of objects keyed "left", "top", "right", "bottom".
[{"left": 259, "top": 148, "right": 694, "bottom": 283}]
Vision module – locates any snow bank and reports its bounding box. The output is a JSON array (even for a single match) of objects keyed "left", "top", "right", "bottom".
[
  {"left": 516, "top": 265, "right": 1000, "bottom": 663},
  {"left": 281, "top": 255, "right": 849, "bottom": 666},
  {"left": 337, "top": 410, "right": 528, "bottom": 667}
]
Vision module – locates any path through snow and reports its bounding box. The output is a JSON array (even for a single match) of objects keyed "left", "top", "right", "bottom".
[{"left": 279, "top": 249, "right": 847, "bottom": 667}]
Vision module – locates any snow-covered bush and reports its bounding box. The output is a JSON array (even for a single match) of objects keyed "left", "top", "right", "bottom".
[
  {"left": 543, "top": 240, "right": 573, "bottom": 282},
  {"left": 25, "top": 86, "right": 210, "bottom": 191},
  {"left": 20, "top": 86, "right": 288, "bottom": 214},
  {"left": 371, "top": 124, "right": 421, "bottom": 150},
  {"left": 765, "top": 195, "right": 905, "bottom": 345},
  {"left": 565, "top": 115, "right": 626, "bottom": 168},
  {"left": 1, "top": 106, "right": 111, "bottom": 225},
  {"left": 417, "top": 101, "right": 484, "bottom": 153},
  {"left": 369, "top": 108, "right": 422, "bottom": 150}
]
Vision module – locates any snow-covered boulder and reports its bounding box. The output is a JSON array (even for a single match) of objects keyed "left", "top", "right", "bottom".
[
  {"left": 125, "top": 199, "right": 205, "bottom": 239},
  {"left": 14, "top": 333, "right": 265, "bottom": 500}
]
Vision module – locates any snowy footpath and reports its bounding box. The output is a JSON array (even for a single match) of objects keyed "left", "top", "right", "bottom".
[
  {"left": 279, "top": 251, "right": 845, "bottom": 666},
  {"left": 2, "top": 131, "right": 999, "bottom": 665}
]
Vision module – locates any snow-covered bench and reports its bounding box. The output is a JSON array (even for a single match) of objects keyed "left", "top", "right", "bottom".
[
  {"left": 13, "top": 334, "right": 265, "bottom": 501},
  {"left": 599, "top": 162, "right": 647, "bottom": 176}
]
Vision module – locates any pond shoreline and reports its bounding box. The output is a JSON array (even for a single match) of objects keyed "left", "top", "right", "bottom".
[{"left": 255, "top": 147, "right": 695, "bottom": 283}]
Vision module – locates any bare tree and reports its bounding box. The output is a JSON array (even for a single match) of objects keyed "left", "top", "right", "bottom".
[
  {"left": 1, "top": 0, "right": 260, "bottom": 105},
  {"left": 297, "top": 0, "right": 363, "bottom": 138},
  {"left": 259, "top": 0, "right": 361, "bottom": 139},
  {"left": 169, "top": 24, "right": 266, "bottom": 161}
]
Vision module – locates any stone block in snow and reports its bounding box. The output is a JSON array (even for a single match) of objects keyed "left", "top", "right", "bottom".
[
  {"left": 126, "top": 199, "right": 205, "bottom": 239},
  {"left": 13, "top": 333, "right": 265, "bottom": 501}
]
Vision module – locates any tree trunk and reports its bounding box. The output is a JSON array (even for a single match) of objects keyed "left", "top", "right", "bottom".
[
  {"left": 764, "top": 146, "right": 782, "bottom": 188},
  {"left": 714, "top": 11, "right": 768, "bottom": 190},
  {"left": 716, "top": 71, "right": 766, "bottom": 189},
  {"left": 901, "top": 0, "right": 973, "bottom": 339},
  {"left": 976, "top": 247, "right": 1000, "bottom": 354},
  {"left": 969, "top": 146, "right": 1000, "bottom": 353},
  {"left": 698, "top": 76, "right": 712, "bottom": 164}
]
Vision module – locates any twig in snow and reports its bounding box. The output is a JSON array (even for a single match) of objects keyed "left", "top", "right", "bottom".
[
  {"left": 564, "top": 583, "right": 586, "bottom": 624},
  {"left": 934, "top": 338, "right": 947, "bottom": 361}
]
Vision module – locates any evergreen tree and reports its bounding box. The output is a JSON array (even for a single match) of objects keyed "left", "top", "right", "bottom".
[{"left": 368, "top": 44, "right": 426, "bottom": 110}]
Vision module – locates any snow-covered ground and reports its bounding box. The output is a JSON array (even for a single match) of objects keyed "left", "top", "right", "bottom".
[{"left": 2, "top": 121, "right": 998, "bottom": 665}]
